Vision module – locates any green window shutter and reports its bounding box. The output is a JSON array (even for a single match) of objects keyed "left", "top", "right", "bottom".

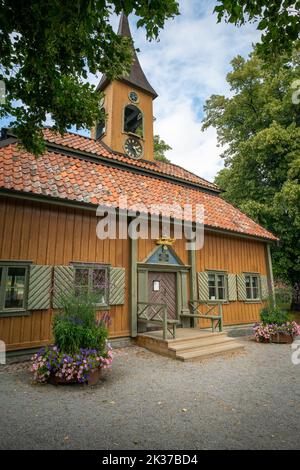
[
  {"left": 53, "top": 266, "right": 75, "bottom": 308},
  {"left": 260, "top": 275, "right": 269, "bottom": 300},
  {"left": 228, "top": 274, "right": 237, "bottom": 302},
  {"left": 197, "top": 272, "right": 209, "bottom": 302},
  {"left": 27, "top": 265, "right": 52, "bottom": 310},
  {"left": 237, "top": 274, "right": 246, "bottom": 301},
  {"left": 109, "top": 267, "right": 126, "bottom": 305}
]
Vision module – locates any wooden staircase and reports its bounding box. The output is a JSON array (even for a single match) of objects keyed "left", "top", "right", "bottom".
[{"left": 136, "top": 329, "right": 245, "bottom": 362}]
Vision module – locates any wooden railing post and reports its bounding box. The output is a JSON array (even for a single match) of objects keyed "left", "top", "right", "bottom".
[
  {"left": 218, "top": 303, "right": 223, "bottom": 332},
  {"left": 163, "top": 306, "right": 167, "bottom": 340}
]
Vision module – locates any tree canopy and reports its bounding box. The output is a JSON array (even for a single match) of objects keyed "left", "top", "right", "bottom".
[
  {"left": 153, "top": 134, "right": 172, "bottom": 163},
  {"left": 214, "top": 1, "right": 300, "bottom": 58},
  {"left": 0, "top": 0, "right": 179, "bottom": 154},
  {"left": 202, "top": 46, "right": 300, "bottom": 285}
]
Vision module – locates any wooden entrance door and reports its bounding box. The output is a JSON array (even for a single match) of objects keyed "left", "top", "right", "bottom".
[{"left": 148, "top": 272, "right": 177, "bottom": 319}]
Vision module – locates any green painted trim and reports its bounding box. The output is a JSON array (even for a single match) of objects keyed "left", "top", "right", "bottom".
[
  {"left": 141, "top": 243, "right": 185, "bottom": 267},
  {"left": 206, "top": 271, "right": 228, "bottom": 302},
  {"left": 175, "top": 272, "right": 183, "bottom": 323},
  {"left": 0, "top": 261, "right": 30, "bottom": 316},
  {"left": 137, "top": 263, "right": 190, "bottom": 272},
  {"left": 266, "top": 244, "right": 275, "bottom": 305},
  {"left": 130, "top": 237, "right": 138, "bottom": 337},
  {"left": 188, "top": 250, "right": 196, "bottom": 327},
  {"left": 0, "top": 310, "right": 31, "bottom": 318},
  {"left": 180, "top": 271, "right": 190, "bottom": 328},
  {"left": 137, "top": 269, "right": 148, "bottom": 333},
  {"left": 243, "top": 272, "right": 262, "bottom": 302}
]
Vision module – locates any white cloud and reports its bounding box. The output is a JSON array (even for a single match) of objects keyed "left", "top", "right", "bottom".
[{"left": 128, "top": 0, "right": 260, "bottom": 181}]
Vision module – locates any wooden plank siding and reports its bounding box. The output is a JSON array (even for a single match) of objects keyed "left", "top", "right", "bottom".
[
  {"left": 0, "top": 196, "right": 269, "bottom": 351},
  {"left": 195, "top": 232, "right": 268, "bottom": 326},
  {"left": 0, "top": 197, "right": 130, "bottom": 351}
]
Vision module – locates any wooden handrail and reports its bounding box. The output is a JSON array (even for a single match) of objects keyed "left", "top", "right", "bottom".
[
  {"left": 184, "top": 300, "right": 223, "bottom": 333},
  {"left": 137, "top": 302, "right": 177, "bottom": 339}
]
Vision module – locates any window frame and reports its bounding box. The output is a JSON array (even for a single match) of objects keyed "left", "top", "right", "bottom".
[
  {"left": 123, "top": 104, "right": 145, "bottom": 139},
  {"left": 244, "top": 273, "right": 261, "bottom": 302},
  {"left": 0, "top": 261, "right": 31, "bottom": 317},
  {"left": 72, "top": 262, "right": 110, "bottom": 309},
  {"left": 207, "top": 271, "right": 228, "bottom": 302}
]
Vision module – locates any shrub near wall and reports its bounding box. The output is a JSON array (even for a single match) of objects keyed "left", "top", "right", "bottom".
[{"left": 31, "top": 291, "right": 113, "bottom": 384}]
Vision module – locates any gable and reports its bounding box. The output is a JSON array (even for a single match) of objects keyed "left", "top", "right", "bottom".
[{"left": 144, "top": 245, "right": 185, "bottom": 266}]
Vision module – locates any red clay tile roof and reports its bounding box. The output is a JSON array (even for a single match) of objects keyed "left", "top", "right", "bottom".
[
  {"left": 0, "top": 139, "right": 278, "bottom": 241},
  {"left": 43, "top": 129, "right": 220, "bottom": 192}
]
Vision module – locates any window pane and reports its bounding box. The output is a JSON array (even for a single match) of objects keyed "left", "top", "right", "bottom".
[
  {"left": 246, "top": 287, "right": 252, "bottom": 300},
  {"left": 252, "top": 276, "right": 258, "bottom": 288},
  {"left": 124, "top": 105, "right": 143, "bottom": 136},
  {"left": 75, "top": 269, "right": 89, "bottom": 286},
  {"left": 245, "top": 276, "right": 251, "bottom": 288},
  {"left": 217, "top": 275, "right": 224, "bottom": 287},
  {"left": 209, "top": 287, "right": 216, "bottom": 300},
  {"left": 253, "top": 287, "right": 259, "bottom": 299},
  {"left": 92, "top": 269, "right": 107, "bottom": 304},
  {"left": 5, "top": 267, "right": 26, "bottom": 309},
  {"left": 208, "top": 274, "right": 215, "bottom": 287},
  {"left": 218, "top": 287, "right": 225, "bottom": 300}
]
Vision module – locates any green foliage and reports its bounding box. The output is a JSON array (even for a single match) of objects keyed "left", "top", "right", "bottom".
[
  {"left": 260, "top": 304, "right": 289, "bottom": 326},
  {"left": 202, "top": 46, "right": 300, "bottom": 286},
  {"left": 275, "top": 283, "right": 293, "bottom": 311},
  {"left": 0, "top": 1, "right": 179, "bottom": 155},
  {"left": 213, "top": 1, "right": 300, "bottom": 58},
  {"left": 153, "top": 134, "right": 172, "bottom": 163},
  {"left": 53, "top": 290, "right": 108, "bottom": 354}
]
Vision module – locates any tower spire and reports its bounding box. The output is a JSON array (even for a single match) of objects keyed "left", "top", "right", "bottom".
[{"left": 97, "top": 12, "right": 157, "bottom": 99}]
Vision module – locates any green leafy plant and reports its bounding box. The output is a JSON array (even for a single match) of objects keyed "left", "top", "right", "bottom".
[
  {"left": 0, "top": 1, "right": 179, "bottom": 155},
  {"left": 260, "top": 304, "right": 289, "bottom": 326},
  {"left": 53, "top": 290, "right": 109, "bottom": 354}
]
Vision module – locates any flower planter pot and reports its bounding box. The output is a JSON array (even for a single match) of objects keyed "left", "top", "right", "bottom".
[
  {"left": 270, "top": 332, "right": 294, "bottom": 344},
  {"left": 49, "top": 368, "right": 102, "bottom": 386}
]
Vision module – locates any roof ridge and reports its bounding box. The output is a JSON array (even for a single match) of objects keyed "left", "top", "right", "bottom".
[{"left": 156, "top": 160, "right": 218, "bottom": 189}]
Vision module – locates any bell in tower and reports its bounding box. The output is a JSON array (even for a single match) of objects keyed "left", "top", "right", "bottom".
[{"left": 93, "top": 13, "right": 158, "bottom": 161}]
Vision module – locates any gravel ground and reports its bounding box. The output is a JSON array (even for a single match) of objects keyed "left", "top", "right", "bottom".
[{"left": 0, "top": 339, "right": 299, "bottom": 450}]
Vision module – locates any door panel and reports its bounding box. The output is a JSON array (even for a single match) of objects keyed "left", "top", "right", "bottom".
[{"left": 148, "top": 272, "right": 176, "bottom": 319}]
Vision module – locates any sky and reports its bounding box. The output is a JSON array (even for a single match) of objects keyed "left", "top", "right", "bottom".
[{"left": 0, "top": 0, "right": 260, "bottom": 183}]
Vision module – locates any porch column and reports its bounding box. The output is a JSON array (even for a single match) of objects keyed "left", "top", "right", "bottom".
[
  {"left": 130, "top": 237, "right": 138, "bottom": 337},
  {"left": 266, "top": 243, "right": 276, "bottom": 305},
  {"left": 188, "top": 248, "right": 197, "bottom": 328}
]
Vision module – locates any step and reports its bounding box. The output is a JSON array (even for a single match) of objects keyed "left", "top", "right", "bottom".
[
  {"left": 169, "top": 336, "right": 239, "bottom": 353},
  {"left": 176, "top": 341, "right": 245, "bottom": 362},
  {"left": 165, "top": 330, "right": 227, "bottom": 346}
]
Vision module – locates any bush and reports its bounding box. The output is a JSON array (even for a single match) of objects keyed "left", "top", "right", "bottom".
[
  {"left": 52, "top": 290, "right": 109, "bottom": 354},
  {"left": 260, "top": 305, "right": 289, "bottom": 326},
  {"left": 274, "top": 282, "right": 293, "bottom": 311}
]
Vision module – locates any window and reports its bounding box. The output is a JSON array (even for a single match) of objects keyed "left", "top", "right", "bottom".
[
  {"left": 0, "top": 264, "right": 29, "bottom": 313},
  {"left": 245, "top": 274, "right": 260, "bottom": 301},
  {"left": 124, "top": 104, "right": 144, "bottom": 137},
  {"left": 208, "top": 272, "right": 227, "bottom": 301},
  {"left": 95, "top": 107, "right": 106, "bottom": 139},
  {"left": 74, "top": 264, "right": 109, "bottom": 306}
]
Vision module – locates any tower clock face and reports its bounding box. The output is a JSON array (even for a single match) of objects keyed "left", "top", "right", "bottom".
[
  {"left": 124, "top": 137, "right": 143, "bottom": 159},
  {"left": 129, "top": 91, "right": 139, "bottom": 103}
]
